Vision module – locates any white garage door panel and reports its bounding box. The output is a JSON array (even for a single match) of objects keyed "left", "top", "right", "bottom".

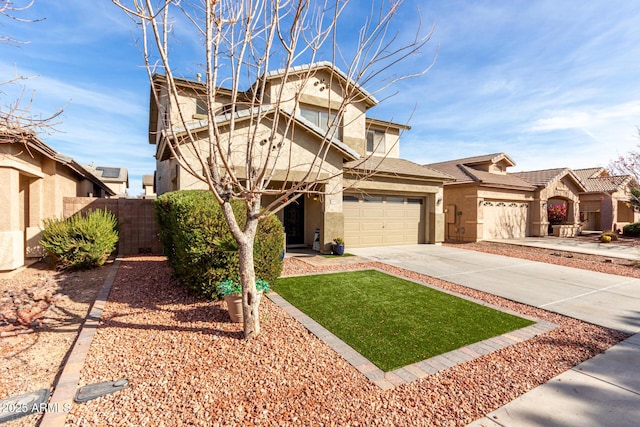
[
  {"left": 344, "top": 195, "right": 425, "bottom": 248},
  {"left": 483, "top": 202, "right": 529, "bottom": 239}
]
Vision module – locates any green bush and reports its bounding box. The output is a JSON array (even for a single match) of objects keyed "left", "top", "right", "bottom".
[
  {"left": 41, "top": 209, "right": 119, "bottom": 270},
  {"left": 623, "top": 222, "right": 640, "bottom": 237},
  {"left": 154, "top": 190, "right": 284, "bottom": 298}
]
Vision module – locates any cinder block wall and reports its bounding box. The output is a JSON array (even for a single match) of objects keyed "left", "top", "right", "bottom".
[{"left": 63, "top": 197, "right": 163, "bottom": 255}]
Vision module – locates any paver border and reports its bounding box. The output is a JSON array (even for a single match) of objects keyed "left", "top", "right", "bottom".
[
  {"left": 269, "top": 267, "right": 558, "bottom": 390},
  {"left": 38, "top": 256, "right": 122, "bottom": 427}
]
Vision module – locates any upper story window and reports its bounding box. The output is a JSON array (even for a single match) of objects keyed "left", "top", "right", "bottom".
[
  {"left": 300, "top": 106, "right": 342, "bottom": 140},
  {"left": 196, "top": 99, "right": 208, "bottom": 116},
  {"left": 367, "top": 129, "right": 385, "bottom": 154}
]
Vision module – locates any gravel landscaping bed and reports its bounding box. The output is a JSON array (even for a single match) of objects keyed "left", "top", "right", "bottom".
[
  {"left": 0, "top": 261, "right": 112, "bottom": 427},
  {"left": 449, "top": 241, "right": 640, "bottom": 278},
  {"left": 65, "top": 255, "right": 628, "bottom": 426}
]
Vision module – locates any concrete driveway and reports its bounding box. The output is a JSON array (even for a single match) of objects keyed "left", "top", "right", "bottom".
[{"left": 349, "top": 244, "right": 640, "bottom": 334}]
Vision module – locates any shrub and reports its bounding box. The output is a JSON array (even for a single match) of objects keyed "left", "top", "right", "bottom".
[
  {"left": 547, "top": 203, "right": 567, "bottom": 225},
  {"left": 600, "top": 231, "right": 619, "bottom": 242},
  {"left": 600, "top": 235, "right": 612, "bottom": 243},
  {"left": 154, "top": 190, "right": 284, "bottom": 298},
  {"left": 623, "top": 222, "right": 640, "bottom": 237},
  {"left": 41, "top": 209, "right": 119, "bottom": 270}
]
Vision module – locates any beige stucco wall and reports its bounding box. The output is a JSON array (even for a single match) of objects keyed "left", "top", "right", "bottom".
[
  {"left": 0, "top": 144, "right": 101, "bottom": 270},
  {"left": 442, "top": 184, "right": 537, "bottom": 242},
  {"left": 343, "top": 175, "right": 444, "bottom": 244}
]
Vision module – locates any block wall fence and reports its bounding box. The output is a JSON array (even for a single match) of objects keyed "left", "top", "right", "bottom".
[{"left": 63, "top": 197, "right": 163, "bottom": 255}]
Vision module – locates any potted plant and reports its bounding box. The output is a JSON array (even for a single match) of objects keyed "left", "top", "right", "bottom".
[
  {"left": 332, "top": 237, "right": 345, "bottom": 256},
  {"left": 217, "top": 278, "right": 270, "bottom": 323}
]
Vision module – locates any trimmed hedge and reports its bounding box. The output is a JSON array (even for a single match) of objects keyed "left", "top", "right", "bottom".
[
  {"left": 154, "top": 190, "right": 284, "bottom": 298},
  {"left": 40, "top": 209, "right": 119, "bottom": 270},
  {"left": 623, "top": 222, "right": 640, "bottom": 237}
]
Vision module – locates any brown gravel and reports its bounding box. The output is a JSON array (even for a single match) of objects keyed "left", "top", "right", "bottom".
[
  {"left": 0, "top": 260, "right": 112, "bottom": 427},
  {"left": 448, "top": 240, "right": 640, "bottom": 278},
  {"left": 64, "top": 254, "right": 628, "bottom": 426}
]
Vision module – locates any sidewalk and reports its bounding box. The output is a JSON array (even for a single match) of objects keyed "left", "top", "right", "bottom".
[{"left": 469, "top": 237, "right": 640, "bottom": 426}]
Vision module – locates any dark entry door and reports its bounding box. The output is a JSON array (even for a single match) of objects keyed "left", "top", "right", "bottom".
[{"left": 284, "top": 199, "right": 305, "bottom": 246}]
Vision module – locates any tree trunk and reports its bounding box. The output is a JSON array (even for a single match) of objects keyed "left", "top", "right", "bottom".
[{"left": 237, "top": 218, "right": 261, "bottom": 340}]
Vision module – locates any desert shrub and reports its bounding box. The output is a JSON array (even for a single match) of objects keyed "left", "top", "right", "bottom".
[
  {"left": 623, "top": 222, "right": 640, "bottom": 237},
  {"left": 41, "top": 209, "right": 119, "bottom": 270},
  {"left": 154, "top": 190, "right": 284, "bottom": 298},
  {"left": 600, "top": 231, "right": 618, "bottom": 242}
]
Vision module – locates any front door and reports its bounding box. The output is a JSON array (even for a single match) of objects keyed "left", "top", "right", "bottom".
[{"left": 284, "top": 199, "right": 305, "bottom": 246}]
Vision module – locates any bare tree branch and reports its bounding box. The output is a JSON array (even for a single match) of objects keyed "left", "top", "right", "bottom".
[{"left": 113, "top": 0, "right": 435, "bottom": 339}]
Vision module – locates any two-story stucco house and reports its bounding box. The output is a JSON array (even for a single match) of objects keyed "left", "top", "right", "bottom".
[{"left": 149, "top": 62, "right": 453, "bottom": 251}]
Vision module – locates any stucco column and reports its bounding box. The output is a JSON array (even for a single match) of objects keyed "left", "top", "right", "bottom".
[
  {"left": 530, "top": 199, "right": 549, "bottom": 237},
  {"left": 25, "top": 177, "right": 44, "bottom": 258},
  {"left": 321, "top": 176, "right": 344, "bottom": 253},
  {"left": 428, "top": 189, "right": 445, "bottom": 244},
  {"left": 0, "top": 168, "right": 24, "bottom": 270}
]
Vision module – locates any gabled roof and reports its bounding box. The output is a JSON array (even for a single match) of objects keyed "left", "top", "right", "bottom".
[
  {"left": 1, "top": 128, "right": 115, "bottom": 196},
  {"left": 345, "top": 157, "right": 455, "bottom": 182},
  {"left": 512, "top": 167, "right": 587, "bottom": 192},
  {"left": 84, "top": 165, "right": 129, "bottom": 185},
  {"left": 425, "top": 153, "right": 533, "bottom": 189},
  {"left": 572, "top": 167, "right": 606, "bottom": 181},
  {"left": 263, "top": 61, "right": 379, "bottom": 108},
  {"left": 573, "top": 167, "right": 634, "bottom": 193}
]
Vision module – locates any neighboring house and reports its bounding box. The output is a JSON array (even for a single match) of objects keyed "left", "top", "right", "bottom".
[
  {"left": 426, "top": 153, "right": 586, "bottom": 242},
  {"left": 149, "top": 62, "right": 453, "bottom": 251},
  {"left": 573, "top": 167, "right": 640, "bottom": 232},
  {"left": 142, "top": 174, "right": 156, "bottom": 199},
  {"left": 513, "top": 168, "right": 586, "bottom": 237},
  {"left": 0, "top": 129, "right": 114, "bottom": 271},
  {"left": 84, "top": 164, "right": 129, "bottom": 197}
]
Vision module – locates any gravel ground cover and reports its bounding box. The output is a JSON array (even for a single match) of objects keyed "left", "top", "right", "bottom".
[
  {"left": 450, "top": 240, "right": 640, "bottom": 278},
  {"left": 0, "top": 261, "right": 112, "bottom": 427},
  {"left": 66, "top": 254, "right": 628, "bottom": 426}
]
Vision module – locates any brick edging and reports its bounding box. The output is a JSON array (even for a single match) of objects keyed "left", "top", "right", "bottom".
[{"left": 39, "top": 257, "right": 122, "bottom": 427}]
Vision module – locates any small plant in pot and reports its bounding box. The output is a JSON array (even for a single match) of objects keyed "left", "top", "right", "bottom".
[
  {"left": 218, "top": 278, "right": 270, "bottom": 323},
  {"left": 332, "top": 237, "right": 345, "bottom": 256}
]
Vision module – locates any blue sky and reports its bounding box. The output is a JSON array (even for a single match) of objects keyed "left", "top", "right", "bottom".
[{"left": 1, "top": 1, "right": 639, "bottom": 195}]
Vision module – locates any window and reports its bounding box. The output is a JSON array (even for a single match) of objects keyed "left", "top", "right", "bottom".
[
  {"left": 196, "top": 99, "right": 207, "bottom": 116},
  {"left": 367, "top": 129, "right": 385, "bottom": 154},
  {"left": 385, "top": 197, "right": 404, "bottom": 204},
  {"left": 363, "top": 196, "right": 383, "bottom": 203},
  {"left": 300, "top": 106, "right": 342, "bottom": 139}
]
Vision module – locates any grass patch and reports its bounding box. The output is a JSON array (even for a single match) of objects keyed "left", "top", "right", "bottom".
[
  {"left": 321, "top": 253, "right": 356, "bottom": 258},
  {"left": 275, "top": 270, "right": 534, "bottom": 372}
]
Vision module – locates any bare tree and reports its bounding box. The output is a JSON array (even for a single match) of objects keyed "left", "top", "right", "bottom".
[
  {"left": 608, "top": 127, "right": 640, "bottom": 207},
  {"left": 113, "top": 0, "right": 434, "bottom": 339},
  {"left": 1, "top": 0, "right": 62, "bottom": 139}
]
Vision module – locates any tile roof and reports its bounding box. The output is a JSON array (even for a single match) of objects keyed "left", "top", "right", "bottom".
[
  {"left": 512, "top": 168, "right": 570, "bottom": 186},
  {"left": 0, "top": 129, "right": 115, "bottom": 196},
  {"left": 424, "top": 153, "right": 533, "bottom": 189},
  {"left": 513, "top": 167, "right": 587, "bottom": 192},
  {"left": 572, "top": 167, "right": 605, "bottom": 182},
  {"left": 345, "top": 157, "right": 455, "bottom": 181},
  {"left": 84, "top": 165, "right": 129, "bottom": 183}
]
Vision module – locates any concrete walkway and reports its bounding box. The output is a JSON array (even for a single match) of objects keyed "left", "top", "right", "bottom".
[{"left": 349, "top": 243, "right": 640, "bottom": 427}]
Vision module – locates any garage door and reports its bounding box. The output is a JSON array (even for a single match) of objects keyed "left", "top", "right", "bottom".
[
  {"left": 482, "top": 201, "right": 529, "bottom": 239},
  {"left": 343, "top": 195, "right": 425, "bottom": 247}
]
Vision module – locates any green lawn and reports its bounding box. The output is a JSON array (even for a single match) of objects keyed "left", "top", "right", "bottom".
[{"left": 275, "top": 270, "right": 534, "bottom": 372}]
